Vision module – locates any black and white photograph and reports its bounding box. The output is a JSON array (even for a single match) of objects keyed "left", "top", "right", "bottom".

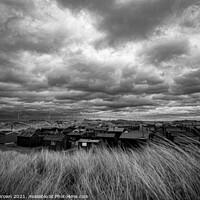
[{"left": 0, "top": 0, "right": 200, "bottom": 199}]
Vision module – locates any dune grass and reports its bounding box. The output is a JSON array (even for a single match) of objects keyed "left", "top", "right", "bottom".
[{"left": 0, "top": 139, "right": 200, "bottom": 200}]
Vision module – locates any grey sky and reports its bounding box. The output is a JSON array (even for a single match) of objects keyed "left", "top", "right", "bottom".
[{"left": 0, "top": 0, "right": 200, "bottom": 121}]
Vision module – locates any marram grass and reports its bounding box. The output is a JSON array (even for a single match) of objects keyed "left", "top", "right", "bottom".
[{"left": 0, "top": 140, "right": 200, "bottom": 200}]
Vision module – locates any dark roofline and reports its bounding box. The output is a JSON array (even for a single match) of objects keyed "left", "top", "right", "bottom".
[{"left": 96, "top": 133, "right": 116, "bottom": 138}]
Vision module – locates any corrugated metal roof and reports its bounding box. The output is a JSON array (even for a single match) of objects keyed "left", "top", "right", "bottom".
[
  {"left": 78, "top": 139, "right": 89, "bottom": 143},
  {"left": 85, "top": 126, "right": 96, "bottom": 129},
  {"left": 18, "top": 128, "right": 37, "bottom": 137},
  {"left": 90, "top": 139, "right": 100, "bottom": 143},
  {"left": 96, "top": 133, "right": 116, "bottom": 138},
  {"left": 5, "top": 131, "right": 19, "bottom": 136},
  {"left": 78, "top": 139, "right": 100, "bottom": 143},
  {"left": 94, "top": 127, "right": 108, "bottom": 131},
  {"left": 0, "top": 131, "right": 11, "bottom": 135},
  {"left": 108, "top": 127, "right": 124, "bottom": 132},
  {"left": 120, "top": 131, "right": 149, "bottom": 140},
  {"left": 119, "top": 125, "right": 139, "bottom": 127},
  {"left": 43, "top": 130, "right": 55, "bottom": 134},
  {"left": 68, "top": 132, "right": 84, "bottom": 136},
  {"left": 44, "top": 134, "right": 65, "bottom": 141}
]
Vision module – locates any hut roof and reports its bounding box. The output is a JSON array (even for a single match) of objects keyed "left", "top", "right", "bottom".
[
  {"left": 94, "top": 127, "right": 108, "bottom": 131},
  {"left": 120, "top": 131, "right": 149, "bottom": 140},
  {"left": 62, "top": 127, "right": 76, "bottom": 133},
  {"left": 68, "top": 131, "right": 85, "bottom": 136},
  {"left": 78, "top": 139, "right": 100, "bottom": 143},
  {"left": 96, "top": 133, "right": 116, "bottom": 138},
  {"left": 108, "top": 127, "right": 124, "bottom": 132},
  {"left": 44, "top": 134, "right": 65, "bottom": 141},
  {"left": 85, "top": 126, "right": 96, "bottom": 130},
  {"left": 0, "top": 130, "right": 13, "bottom": 135},
  {"left": 18, "top": 128, "right": 37, "bottom": 137}
]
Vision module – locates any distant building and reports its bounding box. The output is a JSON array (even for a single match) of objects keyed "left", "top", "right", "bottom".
[
  {"left": 94, "top": 127, "right": 108, "bottom": 135},
  {"left": 68, "top": 132, "right": 85, "bottom": 141},
  {"left": 159, "top": 125, "right": 200, "bottom": 144},
  {"left": 85, "top": 126, "right": 96, "bottom": 132},
  {"left": 118, "top": 125, "right": 140, "bottom": 132},
  {"left": 62, "top": 126, "right": 76, "bottom": 135},
  {"left": 96, "top": 133, "right": 117, "bottom": 147},
  {"left": 119, "top": 130, "right": 150, "bottom": 148},
  {"left": 107, "top": 127, "right": 125, "bottom": 137},
  {"left": 0, "top": 130, "right": 18, "bottom": 145},
  {"left": 43, "top": 133, "right": 69, "bottom": 150},
  {"left": 67, "top": 132, "right": 85, "bottom": 147},
  {"left": 40, "top": 127, "right": 58, "bottom": 135},
  {"left": 17, "top": 128, "right": 43, "bottom": 147},
  {"left": 77, "top": 139, "right": 102, "bottom": 150}
]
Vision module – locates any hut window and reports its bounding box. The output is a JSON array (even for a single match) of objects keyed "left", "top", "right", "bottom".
[
  {"left": 51, "top": 141, "right": 55, "bottom": 145},
  {"left": 82, "top": 142, "right": 87, "bottom": 146}
]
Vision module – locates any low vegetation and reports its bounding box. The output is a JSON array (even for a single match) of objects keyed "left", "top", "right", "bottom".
[{"left": 0, "top": 139, "right": 200, "bottom": 200}]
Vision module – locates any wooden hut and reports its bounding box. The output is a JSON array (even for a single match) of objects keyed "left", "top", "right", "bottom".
[
  {"left": 67, "top": 132, "right": 85, "bottom": 148},
  {"left": 94, "top": 127, "right": 108, "bottom": 135},
  {"left": 67, "top": 132, "right": 85, "bottom": 141},
  {"left": 77, "top": 139, "right": 101, "bottom": 150},
  {"left": 40, "top": 127, "right": 58, "bottom": 135},
  {"left": 96, "top": 133, "right": 117, "bottom": 147},
  {"left": 107, "top": 127, "right": 124, "bottom": 137},
  {"left": 17, "top": 128, "right": 43, "bottom": 147},
  {"left": 119, "top": 130, "right": 150, "bottom": 148},
  {"left": 85, "top": 126, "right": 96, "bottom": 132},
  {"left": 0, "top": 130, "right": 18, "bottom": 145},
  {"left": 118, "top": 124, "right": 140, "bottom": 132},
  {"left": 43, "top": 133, "right": 69, "bottom": 150},
  {"left": 62, "top": 126, "right": 76, "bottom": 135}
]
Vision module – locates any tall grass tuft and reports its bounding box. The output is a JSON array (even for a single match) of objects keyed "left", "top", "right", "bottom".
[{"left": 0, "top": 139, "right": 200, "bottom": 200}]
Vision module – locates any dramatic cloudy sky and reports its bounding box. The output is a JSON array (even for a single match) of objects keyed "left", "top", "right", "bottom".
[{"left": 0, "top": 0, "right": 200, "bottom": 121}]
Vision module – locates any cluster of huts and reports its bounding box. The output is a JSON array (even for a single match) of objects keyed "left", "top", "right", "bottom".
[
  {"left": 1, "top": 121, "right": 199, "bottom": 151},
  {"left": 158, "top": 125, "right": 200, "bottom": 144},
  {"left": 0, "top": 124, "right": 151, "bottom": 150}
]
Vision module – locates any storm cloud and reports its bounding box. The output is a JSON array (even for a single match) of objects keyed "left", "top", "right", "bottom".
[
  {"left": 140, "top": 37, "right": 190, "bottom": 64},
  {"left": 57, "top": 0, "right": 199, "bottom": 46},
  {"left": 0, "top": 0, "right": 200, "bottom": 121}
]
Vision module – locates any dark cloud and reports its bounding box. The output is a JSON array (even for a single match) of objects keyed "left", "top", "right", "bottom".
[
  {"left": 180, "top": 4, "right": 200, "bottom": 28},
  {"left": 140, "top": 37, "right": 190, "bottom": 64},
  {"left": 97, "top": 0, "right": 175, "bottom": 45},
  {"left": 0, "top": 0, "right": 35, "bottom": 26},
  {"left": 0, "top": 0, "right": 69, "bottom": 54},
  {"left": 55, "top": 91, "right": 89, "bottom": 101},
  {"left": 135, "top": 71, "right": 164, "bottom": 85},
  {"left": 135, "top": 83, "right": 169, "bottom": 95},
  {"left": 0, "top": 58, "right": 48, "bottom": 92},
  {"left": 47, "top": 62, "right": 118, "bottom": 94},
  {"left": 183, "top": 50, "right": 200, "bottom": 68},
  {"left": 0, "top": 27, "right": 67, "bottom": 54},
  {"left": 0, "top": 83, "right": 21, "bottom": 93},
  {"left": 92, "top": 95, "right": 156, "bottom": 109},
  {"left": 172, "top": 69, "right": 200, "bottom": 95},
  {"left": 47, "top": 61, "right": 167, "bottom": 95},
  {"left": 57, "top": 0, "right": 114, "bottom": 14},
  {"left": 0, "top": 0, "right": 35, "bottom": 13},
  {"left": 153, "top": 94, "right": 200, "bottom": 107},
  {"left": 0, "top": 68, "right": 28, "bottom": 84},
  {"left": 57, "top": 0, "right": 198, "bottom": 47},
  {"left": 0, "top": 0, "right": 199, "bottom": 121}
]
